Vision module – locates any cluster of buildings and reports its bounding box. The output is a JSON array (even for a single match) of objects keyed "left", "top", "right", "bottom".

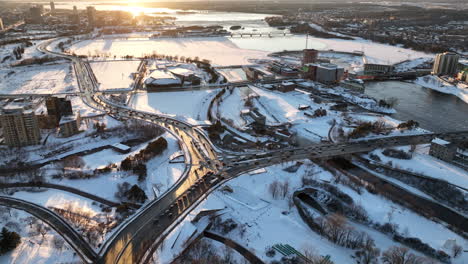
[
  {"left": 0, "top": 97, "right": 81, "bottom": 147},
  {"left": 300, "top": 49, "right": 345, "bottom": 84},
  {"left": 144, "top": 67, "right": 202, "bottom": 92},
  {"left": 24, "top": 1, "right": 96, "bottom": 29}
]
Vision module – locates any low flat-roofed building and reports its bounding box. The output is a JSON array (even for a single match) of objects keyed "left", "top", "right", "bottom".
[
  {"left": 145, "top": 70, "right": 182, "bottom": 91},
  {"left": 429, "top": 138, "right": 468, "bottom": 169},
  {"left": 278, "top": 81, "right": 296, "bottom": 93},
  {"left": 111, "top": 143, "right": 131, "bottom": 153}
]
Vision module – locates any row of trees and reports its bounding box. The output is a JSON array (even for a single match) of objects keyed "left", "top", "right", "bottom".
[
  {"left": 348, "top": 121, "right": 390, "bottom": 139},
  {"left": 120, "top": 137, "right": 168, "bottom": 181}
]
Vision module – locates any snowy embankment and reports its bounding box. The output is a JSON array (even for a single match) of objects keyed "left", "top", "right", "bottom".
[
  {"left": 366, "top": 145, "right": 468, "bottom": 190},
  {"left": 414, "top": 75, "right": 468, "bottom": 104},
  {"left": 154, "top": 161, "right": 467, "bottom": 263}
]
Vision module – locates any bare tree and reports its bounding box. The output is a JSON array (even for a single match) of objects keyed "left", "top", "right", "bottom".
[
  {"left": 381, "top": 246, "right": 423, "bottom": 264},
  {"left": 52, "top": 235, "right": 65, "bottom": 252},
  {"left": 451, "top": 243, "right": 463, "bottom": 258},
  {"left": 269, "top": 180, "right": 280, "bottom": 199},
  {"left": 353, "top": 237, "right": 380, "bottom": 264}
]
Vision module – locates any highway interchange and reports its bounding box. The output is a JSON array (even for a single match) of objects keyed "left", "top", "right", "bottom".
[{"left": 1, "top": 38, "right": 466, "bottom": 264}]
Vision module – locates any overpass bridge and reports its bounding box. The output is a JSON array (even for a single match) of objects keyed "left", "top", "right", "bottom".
[
  {"left": 223, "top": 131, "right": 468, "bottom": 167},
  {"left": 230, "top": 32, "right": 292, "bottom": 38}
]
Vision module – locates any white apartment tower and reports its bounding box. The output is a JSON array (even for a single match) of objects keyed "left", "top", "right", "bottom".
[{"left": 432, "top": 52, "right": 460, "bottom": 75}]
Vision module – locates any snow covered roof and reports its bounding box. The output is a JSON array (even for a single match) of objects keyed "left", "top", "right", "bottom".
[
  {"left": 112, "top": 143, "right": 131, "bottom": 151},
  {"left": 169, "top": 67, "right": 196, "bottom": 77},
  {"left": 432, "top": 138, "right": 450, "bottom": 145},
  {"left": 145, "top": 70, "right": 181, "bottom": 86},
  {"left": 59, "top": 115, "right": 77, "bottom": 125}
]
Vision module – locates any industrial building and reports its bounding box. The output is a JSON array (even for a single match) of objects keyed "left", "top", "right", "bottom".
[
  {"left": 363, "top": 64, "right": 395, "bottom": 75},
  {"left": 430, "top": 138, "right": 468, "bottom": 169},
  {"left": 243, "top": 66, "right": 275, "bottom": 81},
  {"left": 302, "top": 49, "right": 318, "bottom": 65},
  {"left": 0, "top": 105, "right": 41, "bottom": 147},
  {"left": 269, "top": 62, "right": 299, "bottom": 77},
  {"left": 278, "top": 81, "right": 296, "bottom": 93},
  {"left": 303, "top": 63, "right": 344, "bottom": 84},
  {"left": 432, "top": 52, "right": 460, "bottom": 75}
]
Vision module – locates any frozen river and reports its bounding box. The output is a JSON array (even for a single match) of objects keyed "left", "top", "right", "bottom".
[{"left": 365, "top": 81, "right": 468, "bottom": 133}]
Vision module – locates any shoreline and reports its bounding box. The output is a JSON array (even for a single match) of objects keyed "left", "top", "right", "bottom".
[{"left": 414, "top": 76, "right": 468, "bottom": 105}]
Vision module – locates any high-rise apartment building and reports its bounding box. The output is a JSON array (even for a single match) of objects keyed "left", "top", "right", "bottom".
[
  {"left": 432, "top": 52, "right": 460, "bottom": 75},
  {"left": 0, "top": 107, "right": 41, "bottom": 147},
  {"left": 45, "top": 96, "right": 73, "bottom": 125},
  {"left": 0, "top": 18, "right": 4, "bottom": 31},
  {"left": 71, "top": 6, "right": 80, "bottom": 24},
  {"left": 86, "top": 6, "right": 96, "bottom": 28},
  {"left": 50, "top": 1, "right": 55, "bottom": 13},
  {"left": 29, "top": 6, "right": 44, "bottom": 24}
]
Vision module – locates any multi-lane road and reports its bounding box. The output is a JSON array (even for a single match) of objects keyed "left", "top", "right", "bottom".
[{"left": 1, "top": 38, "right": 464, "bottom": 264}]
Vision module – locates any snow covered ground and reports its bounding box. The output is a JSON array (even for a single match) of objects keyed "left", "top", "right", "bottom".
[
  {"left": 0, "top": 63, "right": 78, "bottom": 94},
  {"left": 90, "top": 60, "right": 141, "bottom": 90},
  {"left": 415, "top": 75, "right": 468, "bottom": 104},
  {"left": 157, "top": 160, "right": 467, "bottom": 263},
  {"left": 365, "top": 145, "right": 468, "bottom": 189},
  {"left": 394, "top": 58, "right": 432, "bottom": 72},
  {"left": 128, "top": 89, "right": 220, "bottom": 121},
  {"left": 0, "top": 209, "right": 78, "bottom": 264},
  {"left": 230, "top": 35, "right": 432, "bottom": 65},
  {"left": 70, "top": 37, "right": 270, "bottom": 66}
]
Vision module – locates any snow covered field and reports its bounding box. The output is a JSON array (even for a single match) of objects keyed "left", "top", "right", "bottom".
[
  {"left": 70, "top": 37, "right": 270, "bottom": 66},
  {"left": 128, "top": 90, "right": 220, "bottom": 121},
  {"left": 0, "top": 63, "right": 78, "bottom": 94},
  {"left": 230, "top": 35, "right": 433, "bottom": 65},
  {"left": 415, "top": 75, "right": 468, "bottom": 104},
  {"left": 90, "top": 60, "right": 141, "bottom": 90}
]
